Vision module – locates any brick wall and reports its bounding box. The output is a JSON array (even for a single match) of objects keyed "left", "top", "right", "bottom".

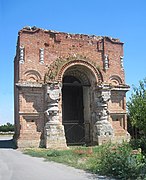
[
  {"left": 14, "top": 26, "right": 129, "bottom": 147},
  {"left": 16, "top": 27, "right": 125, "bottom": 84}
]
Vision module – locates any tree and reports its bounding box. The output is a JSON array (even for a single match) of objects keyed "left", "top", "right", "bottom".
[
  {"left": 127, "top": 78, "right": 146, "bottom": 137},
  {"left": 0, "top": 123, "right": 14, "bottom": 132}
]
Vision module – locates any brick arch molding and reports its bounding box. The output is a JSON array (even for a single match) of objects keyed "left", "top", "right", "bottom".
[{"left": 58, "top": 60, "right": 103, "bottom": 83}]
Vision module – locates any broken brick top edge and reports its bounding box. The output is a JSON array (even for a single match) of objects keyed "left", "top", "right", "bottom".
[{"left": 18, "top": 26, "right": 123, "bottom": 44}]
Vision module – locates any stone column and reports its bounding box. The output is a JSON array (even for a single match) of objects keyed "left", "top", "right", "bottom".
[
  {"left": 44, "top": 83, "right": 67, "bottom": 149},
  {"left": 93, "top": 85, "right": 114, "bottom": 145}
]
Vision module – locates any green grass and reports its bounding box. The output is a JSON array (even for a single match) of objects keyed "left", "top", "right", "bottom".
[
  {"left": 24, "top": 143, "right": 146, "bottom": 179},
  {"left": 24, "top": 146, "right": 96, "bottom": 170}
]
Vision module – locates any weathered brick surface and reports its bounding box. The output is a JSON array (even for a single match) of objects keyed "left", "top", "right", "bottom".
[
  {"left": 14, "top": 26, "right": 129, "bottom": 148},
  {"left": 16, "top": 28, "right": 125, "bottom": 84}
]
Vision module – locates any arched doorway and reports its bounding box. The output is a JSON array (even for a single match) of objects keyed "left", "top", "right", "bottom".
[
  {"left": 62, "top": 64, "right": 97, "bottom": 145},
  {"left": 62, "top": 76, "right": 84, "bottom": 145}
]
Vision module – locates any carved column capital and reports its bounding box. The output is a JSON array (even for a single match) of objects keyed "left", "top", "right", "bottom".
[
  {"left": 96, "top": 84, "right": 111, "bottom": 104},
  {"left": 47, "top": 83, "right": 62, "bottom": 101}
]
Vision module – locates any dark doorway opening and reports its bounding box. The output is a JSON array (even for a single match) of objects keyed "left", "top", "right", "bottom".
[{"left": 62, "top": 76, "right": 85, "bottom": 145}]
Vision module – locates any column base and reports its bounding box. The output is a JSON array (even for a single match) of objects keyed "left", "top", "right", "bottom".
[
  {"left": 44, "top": 122, "right": 67, "bottom": 149},
  {"left": 93, "top": 120, "right": 114, "bottom": 145}
]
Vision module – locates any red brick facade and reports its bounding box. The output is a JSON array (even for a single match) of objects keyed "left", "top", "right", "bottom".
[{"left": 14, "top": 26, "right": 130, "bottom": 148}]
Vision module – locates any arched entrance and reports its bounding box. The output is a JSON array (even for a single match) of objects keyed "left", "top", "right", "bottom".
[
  {"left": 44, "top": 58, "right": 103, "bottom": 148},
  {"left": 62, "top": 76, "right": 84, "bottom": 145},
  {"left": 62, "top": 64, "right": 97, "bottom": 145}
]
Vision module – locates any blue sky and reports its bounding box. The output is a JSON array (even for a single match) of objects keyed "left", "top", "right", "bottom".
[{"left": 0, "top": 0, "right": 146, "bottom": 124}]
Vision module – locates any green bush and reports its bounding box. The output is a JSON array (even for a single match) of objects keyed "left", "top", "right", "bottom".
[
  {"left": 0, "top": 123, "right": 14, "bottom": 132},
  {"left": 89, "top": 143, "right": 146, "bottom": 179},
  {"left": 130, "top": 138, "right": 146, "bottom": 155}
]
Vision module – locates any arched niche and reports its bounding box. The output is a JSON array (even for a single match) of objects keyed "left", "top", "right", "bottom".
[
  {"left": 109, "top": 75, "right": 123, "bottom": 86},
  {"left": 24, "top": 70, "right": 42, "bottom": 82}
]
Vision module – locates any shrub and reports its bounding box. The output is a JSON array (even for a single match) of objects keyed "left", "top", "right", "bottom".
[
  {"left": 89, "top": 143, "right": 146, "bottom": 179},
  {"left": 130, "top": 138, "right": 146, "bottom": 155},
  {"left": 0, "top": 123, "right": 14, "bottom": 132}
]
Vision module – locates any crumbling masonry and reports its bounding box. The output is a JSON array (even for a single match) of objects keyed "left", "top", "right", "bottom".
[{"left": 14, "top": 26, "right": 130, "bottom": 148}]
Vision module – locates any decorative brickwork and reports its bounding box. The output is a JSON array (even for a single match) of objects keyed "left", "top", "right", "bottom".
[
  {"left": 45, "top": 57, "right": 102, "bottom": 83},
  {"left": 14, "top": 26, "right": 130, "bottom": 148}
]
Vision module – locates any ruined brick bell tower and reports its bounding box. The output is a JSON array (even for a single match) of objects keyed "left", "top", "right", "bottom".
[{"left": 14, "top": 26, "right": 130, "bottom": 148}]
